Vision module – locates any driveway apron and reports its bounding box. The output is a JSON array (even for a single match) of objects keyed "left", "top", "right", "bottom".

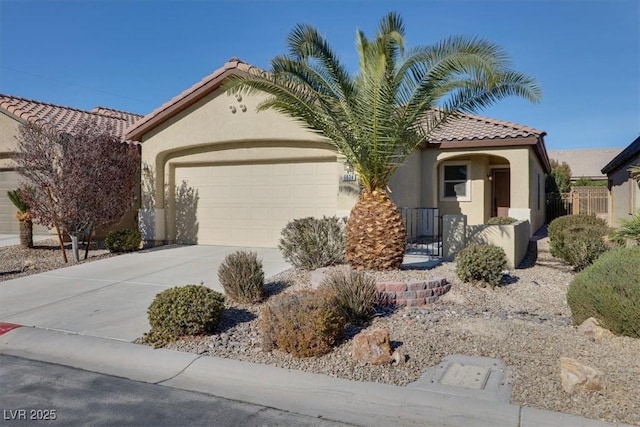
[{"left": 0, "top": 245, "right": 290, "bottom": 342}]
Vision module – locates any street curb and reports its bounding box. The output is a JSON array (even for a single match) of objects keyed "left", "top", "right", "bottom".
[{"left": 0, "top": 327, "right": 632, "bottom": 427}]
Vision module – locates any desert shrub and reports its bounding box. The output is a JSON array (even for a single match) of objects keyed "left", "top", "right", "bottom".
[
  {"left": 487, "top": 216, "right": 518, "bottom": 225},
  {"left": 455, "top": 244, "right": 507, "bottom": 288},
  {"left": 567, "top": 246, "right": 640, "bottom": 338},
  {"left": 320, "top": 267, "right": 377, "bottom": 325},
  {"left": 609, "top": 210, "right": 640, "bottom": 246},
  {"left": 217, "top": 251, "right": 265, "bottom": 304},
  {"left": 105, "top": 229, "right": 142, "bottom": 253},
  {"left": 548, "top": 214, "right": 608, "bottom": 259},
  {"left": 259, "top": 289, "right": 345, "bottom": 357},
  {"left": 144, "top": 285, "right": 225, "bottom": 347},
  {"left": 561, "top": 225, "right": 608, "bottom": 270},
  {"left": 278, "top": 216, "right": 345, "bottom": 270}
]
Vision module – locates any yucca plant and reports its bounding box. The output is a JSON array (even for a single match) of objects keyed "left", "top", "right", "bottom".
[
  {"left": 226, "top": 13, "right": 541, "bottom": 270},
  {"left": 7, "top": 189, "right": 34, "bottom": 248}
]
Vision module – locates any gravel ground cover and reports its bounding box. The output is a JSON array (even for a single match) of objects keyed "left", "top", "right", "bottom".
[
  {"left": 2, "top": 235, "right": 638, "bottom": 425},
  {"left": 164, "top": 236, "right": 640, "bottom": 426},
  {"left": 0, "top": 238, "right": 113, "bottom": 282}
]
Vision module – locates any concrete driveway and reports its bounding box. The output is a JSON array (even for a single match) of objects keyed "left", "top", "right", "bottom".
[{"left": 0, "top": 245, "right": 290, "bottom": 342}]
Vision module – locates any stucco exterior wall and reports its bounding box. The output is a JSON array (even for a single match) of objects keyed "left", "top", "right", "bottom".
[
  {"left": 0, "top": 110, "right": 21, "bottom": 168},
  {"left": 389, "top": 150, "right": 422, "bottom": 208},
  {"left": 416, "top": 146, "right": 532, "bottom": 226},
  {"left": 609, "top": 153, "right": 640, "bottom": 227},
  {"left": 468, "top": 220, "right": 531, "bottom": 269},
  {"left": 139, "top": 89, "right": 360, "bottom": 241},
  {"left": 528, "top": 149, "right": 546, "bottom": 233}
]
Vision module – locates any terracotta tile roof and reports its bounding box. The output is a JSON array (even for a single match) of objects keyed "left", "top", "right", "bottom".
[
  {"left": 426, "top": 112, "right": 545, "bottom": 143},
  {"left": 549, "top": 148, "right": 624, "bottom": 179},
  {"left": 0, "top": 94, "right": 142, "bottom": 141},
  {"left": 125, "top": 57, "right": 256, "bottom": 141}
]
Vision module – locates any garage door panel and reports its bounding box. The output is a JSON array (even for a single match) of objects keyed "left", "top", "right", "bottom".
[{"left": 174, "top": 161, "right": 337, "bottom": 247}]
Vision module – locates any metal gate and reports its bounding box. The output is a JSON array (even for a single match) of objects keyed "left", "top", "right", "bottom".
[{"left": 400, "top": 208, "right": 442, "bottom": 257}]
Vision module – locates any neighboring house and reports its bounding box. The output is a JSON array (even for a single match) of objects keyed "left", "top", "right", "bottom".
[
  {"left": 126, "top": 58, "right": 551, "bottom": 248},
  {"left": 548, "top": 148, "right": 623, "bottom": 184},
  {"left": 601, "top": 135, "right": 640, "bottom": 227},
  {"left": 0, "top": 94, "right": 142, "bottom": 234}
]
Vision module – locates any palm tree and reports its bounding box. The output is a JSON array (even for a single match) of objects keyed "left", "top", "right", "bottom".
[
  {"left": 226, "top": 12, "right": 541, "bottom": 270},
  {"left": 7, "top": 189, "right": 33, "bottom": 248}
]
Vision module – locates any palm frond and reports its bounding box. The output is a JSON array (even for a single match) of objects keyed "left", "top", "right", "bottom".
[{"left": 224, "top": 13, "right": 541, "bottom": 192}]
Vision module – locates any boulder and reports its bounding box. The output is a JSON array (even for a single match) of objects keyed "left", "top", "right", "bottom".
[
  {"left": 352, "top": 328, "right": 392, "bottom": 365},
  {"left": 578, "top": 317, "right": 613, "bottom": 340},
  {"left": 559, "top": 357, "right": 603, "bottom": 394}
]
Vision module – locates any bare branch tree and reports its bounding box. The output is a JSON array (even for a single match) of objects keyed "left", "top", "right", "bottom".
[{"left": 15, "top": 118, "right": 140, "bottom": 262}]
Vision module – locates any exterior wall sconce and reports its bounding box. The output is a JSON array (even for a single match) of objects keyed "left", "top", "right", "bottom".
[{"left": 487, "top": 172, "right": 493, "bottom": 181}]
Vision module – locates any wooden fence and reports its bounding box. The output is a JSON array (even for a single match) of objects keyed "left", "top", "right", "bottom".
[{"left": 546, "top": 187, "right": 610, "bottom": 223}]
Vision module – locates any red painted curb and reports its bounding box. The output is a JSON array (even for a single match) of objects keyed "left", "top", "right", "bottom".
[{"left": 0, "top": 322, "right": 22, "bottom": 335}]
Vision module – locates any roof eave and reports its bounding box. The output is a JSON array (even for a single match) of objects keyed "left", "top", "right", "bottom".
[{"left": 125, "top": 61, "right": 249, "bottom": 142}]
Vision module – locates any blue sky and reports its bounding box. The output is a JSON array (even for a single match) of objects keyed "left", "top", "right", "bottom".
[{"left": 1, "top": 0, "right": 638, "bottom": 150}]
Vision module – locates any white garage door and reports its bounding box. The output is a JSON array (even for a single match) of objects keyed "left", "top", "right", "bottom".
[
  {"left": 0, "top": 170, "right": 49, "bottom": 234},
  {"left": 173, "top": 160, "right": 338, "bottom": 247}
]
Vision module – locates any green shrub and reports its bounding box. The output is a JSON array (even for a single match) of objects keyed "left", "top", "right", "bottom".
[
  {"left": 278, "top": 216, "right": 345, "bottom": 270},
  {"left": 105, "top": 229, "right": 142, "bottom": 253},
  {"left": 144, "top": 285, "right": 225, "bottom": 347},
  {"left": 455, "top": 244, "right": 507, "bottom": 288},
  {"left": 217, "top": 251, "right": 264, "bottom": 304},
  {"left": 567, "top": 246, "right": 640, "bottom": 338},
  {"left": 320, "top": 267, "right": 377, "bottom": 325},
  {"left": 561, "top": 225, "right": 608, "bottom": 271},
  {"left": 548, "top": 214, "right": 608, "bottom": 259},
  {"left": 609, "top": 210, "right": 640, "bottom": 246},
  {"left": 487, "top": 216, "right": 518, "bottom": 225},
  {"left": 259, "top": 289, "right": 345, "bottom": 357}
]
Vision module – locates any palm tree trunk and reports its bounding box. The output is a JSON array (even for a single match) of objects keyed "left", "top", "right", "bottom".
[
  {"left": 345, "top": 189, "right": 406, "bottom": 270},
  {"left": 19, "top": 219, "right": 33, "bottom": 249}
]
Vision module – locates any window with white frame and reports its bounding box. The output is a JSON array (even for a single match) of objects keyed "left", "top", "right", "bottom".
[{"left": 440, "top": 162, "right": 471, "bottom": 201}]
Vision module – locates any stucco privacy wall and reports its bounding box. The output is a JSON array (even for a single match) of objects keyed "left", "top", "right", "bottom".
[
  {"left": 140, "top": 88, "right": 357, "bottom": 244},
  {"left": 468, "top": 220, "right": 531, "bottom": 269}
]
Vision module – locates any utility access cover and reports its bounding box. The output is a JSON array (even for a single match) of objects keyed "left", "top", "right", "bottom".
[{"left": 440, "top": 363, "right": 490, "bottom": 390}]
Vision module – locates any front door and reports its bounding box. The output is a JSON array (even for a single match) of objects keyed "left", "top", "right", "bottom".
[{"left": 492, "top": 169, "right": 510, "bottom": 217}]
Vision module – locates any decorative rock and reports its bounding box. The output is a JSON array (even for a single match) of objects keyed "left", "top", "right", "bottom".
[
  {"left": 578, "top": 317, "right": 613, "bottom": 340},
  {"left": 351, "top": 328, "right": 392, "bottom": 365},
  {"left": 310, "top": 267, "right": 331, "bottom": 289},
  {"left": 391, "top": 348, "right": 406, "bottom": 366},
  {"left": 559, "top": 357, "right": 603, "bottom": 394}
]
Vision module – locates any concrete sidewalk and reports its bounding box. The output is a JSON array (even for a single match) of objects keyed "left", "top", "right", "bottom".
[
  {"left": 0, "top": 246, "right": 632, "bottom": 427},
  {"left": 0, "top": 327, "right": 630, "bottom": 427}
]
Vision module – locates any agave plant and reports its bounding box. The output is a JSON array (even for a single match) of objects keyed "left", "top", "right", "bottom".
[
  {"left": 226, "top": 12, "right": 541, "bottom": 270},
  {"left": 7, "top": 189, "right": 33, "bottom": 248}
]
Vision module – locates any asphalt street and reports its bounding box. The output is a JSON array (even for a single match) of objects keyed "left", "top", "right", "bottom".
[{"left": 0, "top": 354, "right": 353, "bottom": 427}]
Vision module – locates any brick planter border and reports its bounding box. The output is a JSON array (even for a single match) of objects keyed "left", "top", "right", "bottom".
[{"left": 376, "top": 278, "right": 450, "bottom": 307}]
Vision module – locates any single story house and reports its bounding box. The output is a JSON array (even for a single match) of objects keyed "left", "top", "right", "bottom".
[
  {"left": 126, "top": 58, "right": 551, "bottom": 248},
  {"left": 548, "top": 148, "right": 623, "bottom": 184},
  {"left": 0, "top": 94, "right": 142, "bottom": 234},
  {"left": 601, "top": 135, "right": 640, "bottom": 226}
]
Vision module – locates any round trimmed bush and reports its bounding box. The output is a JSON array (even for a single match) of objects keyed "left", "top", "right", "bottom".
[
  {"left": 455, "top": 244, "right": 507, "bottom": 288},
  {"left": 278, "top": 216, "right": 345, "bottom": 270},
  {"left": 105, "top": 229, "right": 142, "bottom": 253},
  {"left": 320, "top": 267, "right": 377, "bottom": 325},
  {"left": 145, "top": 285, "right": 225, "bottom": 347},
  {"left": 561, "top": 224, "right": 608, "bottom": 270},
  {"left": 567, "top": 246, "right": 640, "bottom": 338},
  {"left": 487, "top": 216, "right": 518, "bottom": 225},
  {"left": 259, "top": 290, "right": 345, "bottom": 358},
  {"left": 548, "top": 214, "right": 608, "bottom": 259},
  {"left": 218, "top": 251, "right": 264, "bottom": 304}
]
